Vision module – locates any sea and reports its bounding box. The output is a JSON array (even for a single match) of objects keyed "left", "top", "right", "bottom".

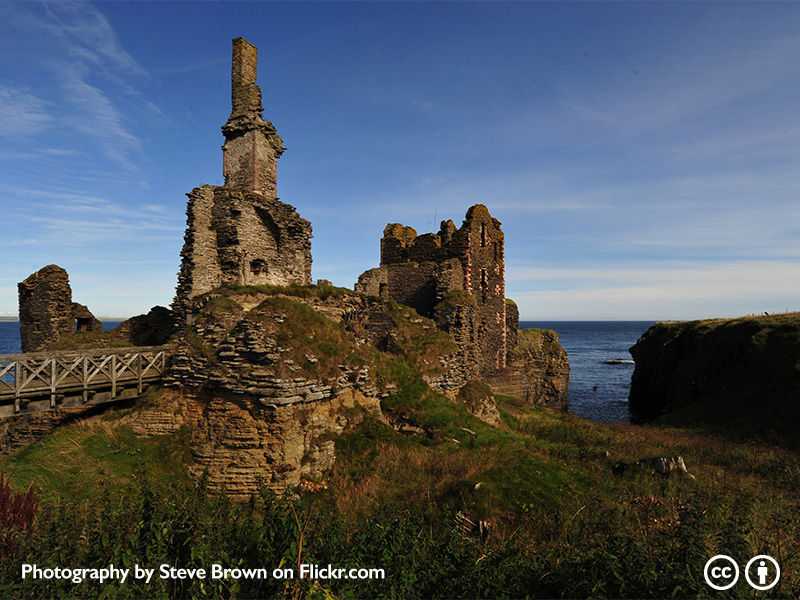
[
  {"left": 522, "top": 321, "right": 654, "bottom": 422},
  {"left": 0, "top": 320, "right": 652, "bottom": 424}
]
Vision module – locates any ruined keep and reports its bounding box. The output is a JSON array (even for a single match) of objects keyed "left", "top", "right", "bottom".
[
  {"left": 18, "top": 265, "right": 102, "bottom": 353},
  {"left": 173, "top": 37, "right": 312, "bottom": 324},
  {"left": 356, "top": 204, "right": 508, "bottom": 376}
]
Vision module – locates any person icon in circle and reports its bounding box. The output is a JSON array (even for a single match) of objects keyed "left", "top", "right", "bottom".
[{"left": 757, "top": 560, "right": 769, "bottom": 586}]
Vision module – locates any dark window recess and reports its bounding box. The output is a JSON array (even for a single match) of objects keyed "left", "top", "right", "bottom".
[{"left": 250, "top": 259, "right": 266, "bottom": 274}]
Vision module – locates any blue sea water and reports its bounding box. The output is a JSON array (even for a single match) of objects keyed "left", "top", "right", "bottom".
[
  {"left": 0, "top": 320, "right": 652, "bottom": 423},
  {"left": 522, "top": 321, "right": 654, "bottom": 423},
  {"left": 0, "top": 321, "right": 122, "bottom": 354}
]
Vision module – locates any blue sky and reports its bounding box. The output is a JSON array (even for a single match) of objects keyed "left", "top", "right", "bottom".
[{"left": 1, "top": 1, "right": 799, "bottom": 320}]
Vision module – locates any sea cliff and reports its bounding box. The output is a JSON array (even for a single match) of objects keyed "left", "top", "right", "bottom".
[{"left": 629, "top": 313, "right": 800, "bottom": 434}]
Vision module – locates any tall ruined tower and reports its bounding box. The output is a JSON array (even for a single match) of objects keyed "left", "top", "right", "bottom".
[
  {"left": 173, "top": 37, "right": 312, "bottom": 325},
  {"left": 356, "top": 204, "right": 509, "bottom": 376},
  {"left": 222, "top": 38, "right": 284, "bottom": 198}
]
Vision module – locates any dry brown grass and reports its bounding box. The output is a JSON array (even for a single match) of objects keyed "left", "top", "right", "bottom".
[{"left": 331, "top": 442, "right": 492, "bottom": 520}]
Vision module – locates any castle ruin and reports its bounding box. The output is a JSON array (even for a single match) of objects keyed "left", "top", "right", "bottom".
[
  {"left": 356, "top": 204, "right": 513, "bottom": 376},
  {"left": 18, "top": 264, "right": 102, "bottom": 353},
  {"left": 173, "top": 37, "right": 312, "bottom": 324}
]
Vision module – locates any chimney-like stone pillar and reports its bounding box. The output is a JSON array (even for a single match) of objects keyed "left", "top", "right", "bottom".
[
  {"left": 222, "top": 37, "right": 284, "bottom": 199},
  {"left": 230, "top": 37, "right": 260, "bottom": 119}
]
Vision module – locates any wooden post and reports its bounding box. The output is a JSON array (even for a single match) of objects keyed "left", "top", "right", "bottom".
[
  {"left": 137, "top": 352, "right": 143, "bottom": 394},
  {"left": 14, "top": 360, "right": 21, "bottom": 414},
  {"left": 82, "top": 356, "right": 88, "bottom": 403},
  {"left": 111, "top": 354, "right": 117, "bottom": 398},
  {"left": 50, "top": 359, "right": 56, "bottom": 408}
]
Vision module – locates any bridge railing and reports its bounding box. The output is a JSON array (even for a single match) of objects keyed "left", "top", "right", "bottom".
[{"left": 0, "top": 346, "right": 168, "bottom": 413}]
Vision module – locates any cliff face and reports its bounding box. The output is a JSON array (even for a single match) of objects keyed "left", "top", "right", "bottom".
[
  {"left": 131, "top": 286, "right": 465, "bottom": 497},
  {"left": 629, "top": 314, "right": 800, "bottom": 427},
  {"left": 486, "top": 329, "right": 570, "bottom": 409}
]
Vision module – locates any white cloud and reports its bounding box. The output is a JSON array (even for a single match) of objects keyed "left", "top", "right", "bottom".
[
  {"left": 0, "top": 185, "right": 181, "bottom": 245},
  {"left": 0, "top": 87, "right": 52, "bottom": 136},
  {"left": 510, "top": 260, "right": 800, "bottom": 320},
  {"left": 6, "top": 1, "right": 148, "bottom": 169}
]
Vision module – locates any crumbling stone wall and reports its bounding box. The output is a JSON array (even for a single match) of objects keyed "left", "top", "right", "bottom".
[
  {"left": 18, "top": 265, "right": 102, "bottom": 352},
  {"left": 173, "top": 37, "right": 311, "bottom": 324},
  {"left": 222, "top": 38, "right": 284, "bottom": 198},
  {"left": 505, "top": 298, "right": 519, "bottom": 360},
  {"left": 356, "top": 204, "right": 506, "bottom": 376},
  {"left": 354, "top": 267, "right": 388, "bottom": 299}
]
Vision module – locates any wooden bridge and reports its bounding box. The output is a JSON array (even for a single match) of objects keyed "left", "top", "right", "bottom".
[{"left": 0, "top": 346, "right": 168, "bottom": 418}]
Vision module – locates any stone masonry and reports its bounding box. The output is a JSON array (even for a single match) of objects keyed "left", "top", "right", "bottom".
[
  {"left": 356, "top": 204, "right": 507, "bottom": 376},
  {"left": 173, "top": 37, "right": 312, "bottom": 324},
  {"left": 18, "top": 264, "right": 102, "bottom": 353}
]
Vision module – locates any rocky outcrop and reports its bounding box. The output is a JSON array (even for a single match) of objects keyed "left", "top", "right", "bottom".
[
  {"left": 18, "top": 265, "right": 102, "bottom": 352},
  {"left": 629, "top": 314, "right": 800, "bottom": 426},
  {"left": 130, "top": 387, "right": 379, "bottom": 500},
  {"left": 134, "top": 286, "right": 466, "bottom": 497},
  {"left": 116, "top": 306, "right": 177, "bottom": 346},
  {"left": 457, "top": 381, "right": 502, "bottom": 426},
  {"left": 486, "top": 328, "right": 570, "bottom": 409}
]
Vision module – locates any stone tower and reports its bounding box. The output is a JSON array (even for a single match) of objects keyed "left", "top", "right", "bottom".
[
  {"left": 173, "top": 37, "right": 312, "bottom": 324},
  {"left": 356, "top": 204, "right": 509, "bottom": 376},
  {"left": 222, "top": 37, "right": 284, "bottom": 198}
]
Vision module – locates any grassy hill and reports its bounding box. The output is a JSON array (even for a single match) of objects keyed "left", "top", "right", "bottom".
[{"left": 1, "top": 382, "right": 798, "bottom": 598}]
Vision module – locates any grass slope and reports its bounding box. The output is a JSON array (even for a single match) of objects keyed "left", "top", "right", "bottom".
[{"left": 1, "top": 384, "right": 798, "bottom": 597}]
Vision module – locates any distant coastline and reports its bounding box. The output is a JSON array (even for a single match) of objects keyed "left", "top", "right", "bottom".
[{"left": 0, "top": 317, "right": 128, "bottom": 322}]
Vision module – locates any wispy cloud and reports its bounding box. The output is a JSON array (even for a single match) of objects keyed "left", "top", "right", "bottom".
[
  {"left": 557, "top": 32, "right": 800, "bottom": 140},
  {"left": 511, "top": 260, "right": 800, "bottom": 320},
  {"left": 5, "top": 1, "right": 148, "bottom": 170},
  {"left": 0, "top": 87, "right": 52, "bottom": 136},
  {"left": 1, "top": 184, "right": 181, "bottom": 245}
]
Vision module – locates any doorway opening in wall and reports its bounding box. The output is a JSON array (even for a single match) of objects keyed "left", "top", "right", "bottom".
[{"left": 75, "top": 318, "right": 93, "bottom": 332}]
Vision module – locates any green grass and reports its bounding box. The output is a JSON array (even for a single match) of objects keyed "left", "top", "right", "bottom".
[
  {"left": 221, "top": 282, "right": 352, "bottom": 300},
  {"left": 2, "top": 377, "right": 799, "bottom": 596},
  {"left": 4, "top": 296, "right": 800, "bottom": 596},
  {"left": 46, "top": 329, "right": 134, "bottom": 351},
  {"left": 0, "top": 416, "right": 192, "bottom": 503}
]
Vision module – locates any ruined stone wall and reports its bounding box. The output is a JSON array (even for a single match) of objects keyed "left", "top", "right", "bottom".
[
  {"left": 386, "top": 261, "right": 439, "bottom": 316},
  {"left": 174, "top": 188, "right": 312, "bottom": 323},
  {"left": 354, "top": 267, "right": 387, "bottom": 298},
  {"left": 222, "top": 37, "right": 284, "bottom": 199},
  {"left": 173, "top": 187, "right": 224, "bottom": 321},
  {"left": 505, "top": 298, "right": 519, "bottom": 360},
  {"left": 358, "top": 204, "right": 507, "bottom": 376},
  {"left": 460, "top": 205, "right": 506, "bottom": 374},
  {"left": 18, "top": 265, "right": 102, "bottom": 353},
  {"left": 18, "top": 265, "right": 73, "bottom": 352},
  {"left": 211, "top": 189, "right": 311, "bottom": 288},
  {"left": 173, "top": 38, "right": 311, "bottom": 324}
]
